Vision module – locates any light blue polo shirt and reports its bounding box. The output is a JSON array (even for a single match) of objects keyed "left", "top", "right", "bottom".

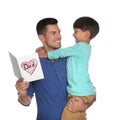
[{"left": 48, "top": 42, "right": 95, "bottom": 96}]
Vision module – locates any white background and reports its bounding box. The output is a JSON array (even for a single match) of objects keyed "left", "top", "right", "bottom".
[{"left": 0, "top": 0, "right": 120, "bottom": 119}]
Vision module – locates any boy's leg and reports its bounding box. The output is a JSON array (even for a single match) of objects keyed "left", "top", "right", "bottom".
[
  {"left": 61, "top": 105, "right": 86, "bottom": 120},
  {"left": 61, "top": 94, "right": 95, "bottom": 120},
  {"left": 81, "top": 94, "right": 96, "bottom": 104},
  {"left": 61, "top": 95, "right": 87, "bottom": 120}
]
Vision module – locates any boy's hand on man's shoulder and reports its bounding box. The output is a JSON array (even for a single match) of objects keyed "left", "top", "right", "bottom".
[{"left": 35, "top": 46, "right": 48, "bottom": 58}]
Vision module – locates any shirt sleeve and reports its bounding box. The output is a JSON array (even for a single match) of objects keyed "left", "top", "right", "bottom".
[
  {"left": 27, "top": 82, "right": 34, "bottom": 99},
  {"left": 48, "top": 45, "right": 78, "bottom": 59}
]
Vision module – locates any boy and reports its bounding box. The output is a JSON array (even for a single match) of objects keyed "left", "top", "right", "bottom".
[{"left": 39, "top": 16, "right": 99, "bottom": 120}]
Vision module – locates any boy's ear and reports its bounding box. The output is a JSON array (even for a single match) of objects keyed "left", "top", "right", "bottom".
[{"left": 85, "top": 30, "right": 91, "bottom": 38}]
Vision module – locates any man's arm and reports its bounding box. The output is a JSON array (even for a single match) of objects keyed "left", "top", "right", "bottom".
[
  {"left": 15, "top": 78, "right": 31, "bottom": 105},
  {"left": 18, "top": 93, "right": 31, "bottom": 106}
]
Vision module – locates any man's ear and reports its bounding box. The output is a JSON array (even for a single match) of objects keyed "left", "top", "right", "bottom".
[{"left": 38, "top": 34, "right": 45, "bottom": 42}]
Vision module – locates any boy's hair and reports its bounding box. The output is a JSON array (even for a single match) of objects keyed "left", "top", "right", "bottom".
[
  {"left": 73, "top": 16, "right": 99, "bottom": 39},
  {"left": 36, "top": 18, "right": 58, "bottom": 35}
]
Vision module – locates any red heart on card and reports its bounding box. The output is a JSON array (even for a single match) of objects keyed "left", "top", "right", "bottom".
[{"left": 21, "top": 59, "right": 38, "bottom": 75}]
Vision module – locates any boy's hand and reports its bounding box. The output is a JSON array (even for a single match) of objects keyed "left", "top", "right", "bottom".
[
  {"left": 36, "top": 46, "right": 44, "bottom": 53},
  {"left": 36, "top": 46, "right": 48, "bottom": 58}
]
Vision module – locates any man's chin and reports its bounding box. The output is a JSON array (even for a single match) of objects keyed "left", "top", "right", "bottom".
[
  {"left": 54, "top": 46, "right": 61, "bottom": 50},
  {"left": 56, "top": 44, "right": 61, "bottom": 48}
]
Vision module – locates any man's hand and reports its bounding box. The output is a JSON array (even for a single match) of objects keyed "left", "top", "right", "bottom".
[
  {"left": 15, "top": 78, "right": 31, "bottom": 105},
  {"left": 15, "top": 78, "right": 29, "bottom": 96},
  {"left": 66, "top": 96, "right": 94, "bottom": 112}
]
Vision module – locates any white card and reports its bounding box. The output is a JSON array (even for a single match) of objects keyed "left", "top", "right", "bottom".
[{"left": 9, "top": 52, "right": 44, "bottom": 82}]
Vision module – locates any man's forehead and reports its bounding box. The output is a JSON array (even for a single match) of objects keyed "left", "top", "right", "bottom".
[{"left": 46, "top": 24, "right": 60, "bottom": 31}]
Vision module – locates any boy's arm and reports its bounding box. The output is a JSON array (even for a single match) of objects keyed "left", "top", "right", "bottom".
[{"left": 48, "top": 46, "right": 76, "bottom": 59}]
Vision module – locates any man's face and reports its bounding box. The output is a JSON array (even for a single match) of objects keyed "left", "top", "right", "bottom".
[{"left": 41, "top": 24, "right": 62, "bottom": 51}]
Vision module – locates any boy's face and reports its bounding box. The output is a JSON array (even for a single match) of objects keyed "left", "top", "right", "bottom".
[
  {"left": 73, "top": 28, "right": 90, "bottom": 43},
  {"left": 39, "top": 24, "right": 62, "bottom": 51}
]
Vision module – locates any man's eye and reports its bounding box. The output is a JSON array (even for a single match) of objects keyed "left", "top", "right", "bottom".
[
  {"left": 58, "top": 30, "right": 61, "bottom": 34},
  {"left": 51, "top": 32, "right": 56, "bottom": 34}
]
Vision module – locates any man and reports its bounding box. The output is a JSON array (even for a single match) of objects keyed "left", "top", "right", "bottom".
[{"left": 15, "top": 18, "right": 93, "bottom": 120}]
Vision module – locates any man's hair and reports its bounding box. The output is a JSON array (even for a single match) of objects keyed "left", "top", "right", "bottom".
[
  {"left": 36, "top": 18, "right": 58, "bottom": 35},
  {"left": 73, "top": 16, "right": 99, "bottom": 39}
]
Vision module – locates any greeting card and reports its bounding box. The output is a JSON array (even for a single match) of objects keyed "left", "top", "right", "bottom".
[{"left": 9, "top": 52, "right": 44, "bottom": 82}]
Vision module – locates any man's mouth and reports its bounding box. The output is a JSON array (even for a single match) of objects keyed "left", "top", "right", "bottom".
[{"left": 55, "top": 40, "right": 61, "bottom": 43}]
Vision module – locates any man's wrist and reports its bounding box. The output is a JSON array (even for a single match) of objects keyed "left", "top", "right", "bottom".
[
  {"left": 18, "top": 92, "right": 27, "bottom": 97},
  {"left": 18, "top": 92, "right": 31, "bottom": 106}
]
